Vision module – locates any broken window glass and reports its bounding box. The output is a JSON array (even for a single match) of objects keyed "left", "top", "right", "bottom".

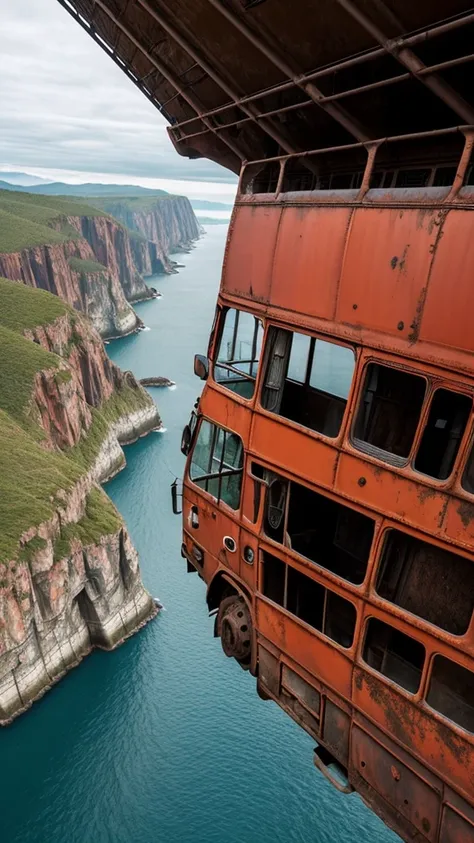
[
  {"left": 262, "top": 551, "right": 356, "bottom": 647},
  {"left": 376, "top": 530, "right": 474, "bottom": 635},
  {"left": 189, "top": 420, "right": 244, "bottom": 509},
  {"left": 353, "top": 363, "right": 426, "bottom": 464},
  {"left": 214, "top": 308, "right": 263, "bottom": 398},
  {"left": 363, "top": 617, "right": 425, "bottom": 694},
  {"left": 261, "top": 470, "right": 374, "bottom": 585},
  {"left": 427, "top": 655, "right": 474, "bottom": 734},
  {"left": 261, "top": 327, "right": 355, "bottom": 437},
  {"left": 415, "top": 388, "right": 471, "bottom": 480}
]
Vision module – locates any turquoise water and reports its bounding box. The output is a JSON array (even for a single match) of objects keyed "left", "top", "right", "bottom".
[{"left": 1, "top": 225, "right": 399, "bottom": 843}]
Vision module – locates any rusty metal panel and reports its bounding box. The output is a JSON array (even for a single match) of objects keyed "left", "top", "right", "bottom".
[
  {"left": 353, "top": 667, "right": 474, "bottom": 801},
  {"left": 336, "top": 207, "right": 440, "bottom": 340},
  {"left": 222, "top": 205, "right": 281, "bottom": 302},
  {"left": 256, "top": 598, "right": 353, "bottom": 698},
  {"left": 441, "top": 496, "right": 474, "bottom": 553},
  {"left": 335, "top": 451, "right": 447, "bottom": 536},
  {"left": 250, "top": 414, "right": 337, "bottom": 491},
  {"left": 270, "top": 206, "right": 352, "bottom": 321},
  {"left": 281, "top": 663, "right": 321, "bottom": 716},
  {"left": 199, "top": 384, "right": 253, "bottom": 440},
  {"left": 352, "top": 725, "right": 440, "bottom": 842},
  {"left": 440, "top": 806, "right": 474, "bottom": 843},
  {"left": 420, "top": 210, "right": 474, "bottom": 354},
  {"left": 323, "top": 699, "right": 350, "bottom": 766},
  {"left": 258, "top": 644, "right": 280, "bottom": 697}
]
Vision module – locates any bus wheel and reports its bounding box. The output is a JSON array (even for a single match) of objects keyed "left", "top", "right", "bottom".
[{"left": 217, "top": 596, "right": 252, "bottom": 668}]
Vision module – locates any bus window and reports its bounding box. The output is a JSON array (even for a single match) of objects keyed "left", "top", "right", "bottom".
[
  {"left": 214, "top": 308, "right": 263, "bottom": 398},
  {"left": 189, "top": 420, "right": 244, "bottom": 509},
  {"left": 261, "top": 327, "right": 355, "bottom": 437},
  {"left": 427, "top": 655, "right": 474, "bottom": 734},
  {"left": 376, "top": 530, "right": 474, "bottom": 635},
  {"left": 262, "top": 551, "right": 356, "bottom": 648},
  {"left": 262, "top": 473, "right": 374, "bottom": 585},
  {"left": 414, "top": 388, "right": 471, "bottom": 480},
  {"left": 363, "top": 618, "right": 425, "bottom": 694},
  {"left": 353, "top": 363, "right": 426, "bottom": 465}
]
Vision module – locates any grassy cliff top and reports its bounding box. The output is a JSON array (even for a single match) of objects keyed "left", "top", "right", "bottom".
[
  {"left": 0, "top": 276, "right": 72, "bottom": 332},
  {"left": 90, "top": 194, "right": 186, "bottom": 213},
  {"left": 0, "top": 190, "right": 111, "bottom": 253},
  {"left": 68, "top": 256, "right": 107, "bottom": 274},
  {"left": 0, "top": 324, "right": 60, "bottom": 429},
  {"left": 0, "top": 409, "right": 82, "bottom": 564}
]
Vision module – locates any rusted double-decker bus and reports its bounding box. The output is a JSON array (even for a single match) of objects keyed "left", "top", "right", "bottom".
[
  {"left": 177, "top": 131, "right": 474, "bottom": 842},
  {"left": 65, "top": 1, "right": 474, "bottom": 839}
]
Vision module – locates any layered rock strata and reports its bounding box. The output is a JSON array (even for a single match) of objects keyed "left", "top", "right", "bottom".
[
  {"left": 0, "top": 279, "right": 161, "bottom": 724},
  {"left": 97, "top": 196, "right": 201, "bottom": 274}
]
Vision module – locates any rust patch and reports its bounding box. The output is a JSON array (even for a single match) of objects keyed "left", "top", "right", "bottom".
[
  {"left": 417, "top": 485, "right": 436, "bottom": 504},
  {"left": 391, "top": 256, "right": 398, "bottom": 269},
  {"left": 436, "top": 497, "right": 449, "bottom": 530},
  {"left": 457, "top": 500, "right": 474, "bottom": 528},
  {"left": 408, "top": 286, "right": 427, "bottom": 344}
]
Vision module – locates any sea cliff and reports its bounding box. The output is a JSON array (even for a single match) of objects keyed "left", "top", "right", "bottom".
[
  {"left": 94, "top": 195, "right": 201, "bottom": 274},
  {"left": 0, "top": 277, "right": 160, "bottom": 724},
  {"left": 0, "top": 190, "right": 200, "bottom": 336}
]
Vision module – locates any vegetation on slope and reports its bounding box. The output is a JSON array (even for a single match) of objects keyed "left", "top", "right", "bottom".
[
  {"left": 0, "top": 189, "right": 112, "bottom": 254},
  {"left": 0, "top": 278, "right": 154, "bottom": 565},
  {"left": 0, "top": 208, "right": 68, "bottom": 253},
  {"left": 0, "top": 409, "right": 81, "bottom": 564},
  {"left": 53, "top": 487, "right": 122, "bottom": 560},
  {"left": 91, "top": 194, "right": 185, "bottom": 213},
  {"left": 0, "top": 276, "right": 71, "bottom": 332},
  {"left": 68, "top": 256, "right": 107, "bottom": 274},
  {"left": 0, "top": 324, "right": 60, "bottom": 430}
]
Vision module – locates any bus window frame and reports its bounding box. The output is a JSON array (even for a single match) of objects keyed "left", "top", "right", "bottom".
[
  {"left": 187, "top": 417, "right": 245, "bottom": 513},
  {"left": 212, "top": 305, "right": 264, "bottom": 401},
  {"left": 257, "top": 322, "right": 358, "bottom": 444}
]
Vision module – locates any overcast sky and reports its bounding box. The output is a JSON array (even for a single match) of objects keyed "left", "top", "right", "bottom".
[{"left": 0, "top": 0, "right": 237, "bottom": 201}]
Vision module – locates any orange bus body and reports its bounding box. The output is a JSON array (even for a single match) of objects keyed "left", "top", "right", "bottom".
[{"left": 180, "top": 183, "right": 474, "bottom": 843}]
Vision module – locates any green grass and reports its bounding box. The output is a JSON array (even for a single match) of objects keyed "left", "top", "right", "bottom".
[
  {"left": 0, "top": 276, "right": 72, "bottom": 332},
  {"left": 0, "top": 324, "right": 60, "bottom": 429},
  {"left": 68, "top": 256, "right": 107, "bottom": 274},
  {"left": 54, "top": 487, "right": 122, "bottom": 560},
  {"left": 0, "top": 208, "right": 69, "bottom": 253},
  {"left": 0, "top": 409, "right": 82, "bottom": 564},
  {"left": 126, "top": 227, "right": 146, "bottom": 243},
  {"left": 71, "top": 384, "right": 152, "bottom": 469},
  {"left": 0, "top": 189, "right": 111, "bottom": 253},
  {"left": 0, "top": 276, "right": 155, "bottom": 565}
]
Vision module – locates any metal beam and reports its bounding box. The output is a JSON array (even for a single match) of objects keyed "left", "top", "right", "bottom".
[
  {"left": 335, "top": 0, "right": 474, "bottom": 124},
  {"left": 86, "top": 0, "right": 246, "bottom": 162},
  {"left": 205, "top": 0, "right": 371, "bottom": 142},
  {"left": 134, "top": 0, "right": 305, "bottom": 157}
]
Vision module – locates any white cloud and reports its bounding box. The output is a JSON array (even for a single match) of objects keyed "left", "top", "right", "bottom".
[{"left": 0, "top": 0, "right": 237, "bottom": 191}]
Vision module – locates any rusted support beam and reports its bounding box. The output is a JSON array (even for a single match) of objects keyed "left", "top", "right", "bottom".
[
  {"left": 335, "top": 0, "right": 474, "bottom": 124},
  {"left": 87, "top": 0, "right": 246, "bottom": 162},
  {"left": 205, "top": 0, "right": 371, "bottom": 142},
  {"left": 134, "top": 0, "right": 305, "bottom": 158},
  {"left": 175, "top": 51, "right": 474, "bottom": 145}
]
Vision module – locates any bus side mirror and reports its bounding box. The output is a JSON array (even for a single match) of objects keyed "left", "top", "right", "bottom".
[
  {"left": 181, "top": 424, "right": 192, "bottom": 455},
  {"left": 194, "top": 354, "right": 209, "bottom": 380}
]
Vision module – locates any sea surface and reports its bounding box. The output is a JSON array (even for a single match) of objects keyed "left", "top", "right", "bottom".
[{"left": 1, "top": 225, "right": 400, "bottom": 843}]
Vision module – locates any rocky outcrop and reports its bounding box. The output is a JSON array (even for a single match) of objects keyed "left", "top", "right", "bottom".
[
  {"left": 139, "top": 376, "right": 175, "bottom": 387},
  {"left": 0, "top": 286, "right": 161, "bottom": 724},
  {"left": 98, "top": 196, "right": 201, "bottom": 275}
]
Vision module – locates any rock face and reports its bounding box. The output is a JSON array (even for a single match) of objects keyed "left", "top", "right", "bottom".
[
  {"left": 0, "top": 285, "right": 161, "bottom": 724},
  {"left": 98, "top": 196, "right": 201, "bottom": 274},
  {"left": 0, "top": 214, "right": 155, "bottom": 338}
]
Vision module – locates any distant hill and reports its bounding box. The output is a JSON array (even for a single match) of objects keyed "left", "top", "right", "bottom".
[
  {"left": 0, "top": 171, "right": 52, "bottom": 186},
  {"left": 0, "top": 175, "right": 234, "bottom": 211}
]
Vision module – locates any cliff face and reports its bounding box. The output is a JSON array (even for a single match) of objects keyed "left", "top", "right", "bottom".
[
  {"left": 0, "top": 213, "right": 157, "bottom": 338},
  {"left": 0, "top": 279, "right": 161, "bottom": 723},
  {"left": 98, "top": 196, "right": 201, "bottom": 274}
]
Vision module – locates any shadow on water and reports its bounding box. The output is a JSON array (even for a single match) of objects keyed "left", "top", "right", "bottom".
[{"left": 0, "top": 226, "right": 400, "bottom": 843}]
